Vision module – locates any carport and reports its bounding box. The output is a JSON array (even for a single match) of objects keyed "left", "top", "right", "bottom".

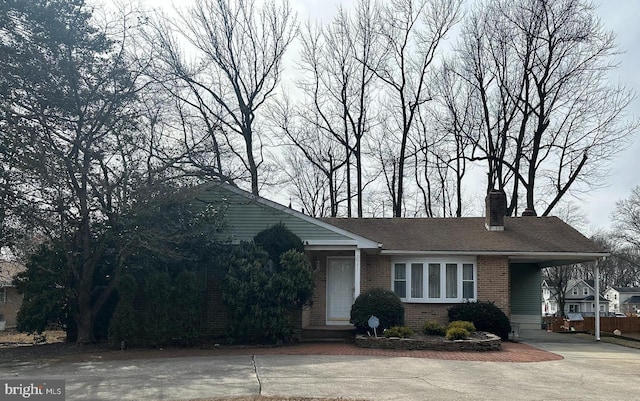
[{"left": 510, "top": 255, "right": 608, "bottom": 341}]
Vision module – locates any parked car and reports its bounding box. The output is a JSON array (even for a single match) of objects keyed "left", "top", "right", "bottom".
[{"left": 614, "top": 312, "right": 627, "bottom": 318}]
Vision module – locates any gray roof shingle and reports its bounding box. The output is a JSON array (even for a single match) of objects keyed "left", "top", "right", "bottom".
[
  {"left": 322, "top": 216, "right": 604, "bottom": 254},
  {"left": 613, "top": 287, "right": 640, "bottom": 293}
]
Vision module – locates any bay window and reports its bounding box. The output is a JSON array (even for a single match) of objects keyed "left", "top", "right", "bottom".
[
  {"left": 393, "top": 263, "right": 406, "bottom": 298},
  {"left": 428, "top": 263, "right": 440, "bottom": 298},
  {"left": 391, "top": 257, "right": 477, "bottom": 303},
  {"left": 463, "top": 263, "right": 474, "bottom": 299},
  {"left": 411, "top": 263, "right": 423, "bottom": 298}
]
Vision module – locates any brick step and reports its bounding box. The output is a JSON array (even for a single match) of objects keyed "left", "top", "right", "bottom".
[{"left": 301, "top": 325, "right": 355, "bottom": 342}]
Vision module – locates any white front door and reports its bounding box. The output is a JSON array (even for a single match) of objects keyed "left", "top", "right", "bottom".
[{"left": 327, "top": 258, "right": 355, "bottom": 324}]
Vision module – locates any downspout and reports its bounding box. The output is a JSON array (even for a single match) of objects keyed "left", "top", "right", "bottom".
[{"left": 595, "top": 259, "right": 601, "bottom": 341}]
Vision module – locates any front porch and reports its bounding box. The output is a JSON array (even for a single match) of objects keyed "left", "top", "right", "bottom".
[{"left": 303, "top": 249, "right": 388, "bottom": 329}]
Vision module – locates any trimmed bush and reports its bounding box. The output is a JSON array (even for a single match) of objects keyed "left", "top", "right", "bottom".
[
  {"left": 253, "top": 223, "right": 304, "bottom": 268},
  {"left": 222, "top": 241, "right": 314, "bottom": 344},
  {"left": 141, "top": 270, "right": 173, "bottom": 346},
  {"left": 350, "top": 288, "right": 404, "bottom": 333},
  {"left": 108, "top": 273, "right": 138, "bottom": 344},
  {"left": 172, "top": 270, "right": 204, "bottom": 345},
  {"left": 448, "top": 320, "right": 476, "bottom": 333},
  {"left": 446, "top": 326, "right": 470, "bottom": 341},
  {"left": 447, "top": 301, "right": 511, "bottom": 340},
  {"left": 384, "top": 326, "right": 414, "bottom": 338},
  {"left": 422, "top": 321, "right": 447, "bottom": 336}
]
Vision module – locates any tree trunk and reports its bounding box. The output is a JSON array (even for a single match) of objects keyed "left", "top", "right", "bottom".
[
  {"left": 244, "top": 129, "right": 259, "bottom": 196},
  {"left": 75, "top": 293, "right": 96, "bottom": 344},
  {"left": 356, "top": 140, "right": 363, "bottom": 218}
]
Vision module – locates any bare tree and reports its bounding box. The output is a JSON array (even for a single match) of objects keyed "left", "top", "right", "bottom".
[
  {"left": 146, "top": 0, "right": 297, "bottom": 195},
  {"left": 543, "top": 264, "right": 577, "bottom": 317},
  {"left": 292, "top": 0, "right": 381, "bottom": 217},
  {"left": 282, "top": 152, "right": 333, "bottom": 218},
  {"left": 613, "top": 186, "right": 640, "bottom": 249},
  {"left": 271, "top": 96, "right": 347, "bottom": 216},
  {"left": 458, "top": 0, "right": 637, "bottom": 216},
  {"left": 366, "top": 0, "right": 462, "bottom": 217},
  {"left": 418, "top": 60, "right": 477, "bottom": 217},
  {"left": 0, "top": 131, "right": 23, "bottom": 252}
]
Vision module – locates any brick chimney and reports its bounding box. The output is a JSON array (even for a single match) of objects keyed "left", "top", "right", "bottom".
[
  {"left": 522, "top": 208, "right": 537, "bottom": 216},
  {"left": 485, "top": 189, "right": 506, "bottom": 231}
]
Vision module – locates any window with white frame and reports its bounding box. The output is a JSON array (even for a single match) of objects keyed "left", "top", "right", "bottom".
[
  {"left": 392, "top": 258, "right": 476, "bottom": 303},
  {"left": 583, "top": 287, "right": 589, "bottom": 296},
  {"left": 572, "top": 287, "right": 578, "bottom": 295}
]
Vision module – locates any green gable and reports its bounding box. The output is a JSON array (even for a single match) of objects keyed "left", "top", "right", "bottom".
[{"left": 196, "top": 183, "right": 365, "bottom": 245}]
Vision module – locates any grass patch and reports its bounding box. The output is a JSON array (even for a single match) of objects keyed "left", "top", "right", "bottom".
[
  {"left": 0, "top": 329, "right": 66, "bottom": 345},
  {"left": 578, "top": 332, "right": 640, "bottom": 350}
]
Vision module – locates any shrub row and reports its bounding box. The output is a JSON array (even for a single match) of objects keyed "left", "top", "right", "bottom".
[{"left": 351, "top": 288, "right": 511, "bottom": 340}]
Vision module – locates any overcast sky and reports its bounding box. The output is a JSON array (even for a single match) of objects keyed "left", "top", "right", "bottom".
[
  {"left": 143, "top": 0, "right": 640, "bottom": 236},
  {"left": 580, "top": 1, "right": 640, "bottom": 234}
]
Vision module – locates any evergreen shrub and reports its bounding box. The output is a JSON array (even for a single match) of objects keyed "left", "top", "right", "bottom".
[
  {"left": 350, "top": 288, "right": 404, "bottom": 333},
  {"left": 448, "top": 320, "right": 476, "bottom": 333},
  {"left": 222, "top": 224, "right": 314, "bottom": 344},
  {"left": 108, "top": 273, "right": 138, "bottom": 344},
  {"left": 447, "top": 301, "right": 511, "bottom": 340},
  {"left": 422, "top": 321, "right": 447, "bottom": 336},
  {"left": 384, "top": 326, "right": 414, "bottom": 338},
  {"left": 446, "top": 326, "right": 470, "bottom": 341}
]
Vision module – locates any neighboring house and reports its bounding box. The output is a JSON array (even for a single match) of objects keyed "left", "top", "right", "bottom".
[
  {"left": 199, "top": 183, "right": 607, "bottom": 336},
  {"left": 542, "top": 279, "right": 609, "bottom": 316},
  {"left": 604, "top": 287, "right": 640, "bottom": 314},
  {"left": 622, "top": 296, "right": 640, "bottom": 316},
  {"left": 0, "top": 261, "right": 26, "bottom": 330}
]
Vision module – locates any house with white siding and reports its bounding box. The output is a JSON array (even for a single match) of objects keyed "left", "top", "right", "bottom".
[{"left": 604, "top": 287, "right": 640, "bottom": 314}]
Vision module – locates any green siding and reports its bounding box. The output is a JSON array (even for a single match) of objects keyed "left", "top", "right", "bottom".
[
  {"left": 197, "top": 185, "right": 352, "bottom": 243},
  {"left": 510, "top": 263, "right": 542, "bottom": 315}
]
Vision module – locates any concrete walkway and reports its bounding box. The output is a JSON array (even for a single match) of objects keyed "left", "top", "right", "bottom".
[{"left": 1, "top": 330, "right": 639, "bottom": 401}]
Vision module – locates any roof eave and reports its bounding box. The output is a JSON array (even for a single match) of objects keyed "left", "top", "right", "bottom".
[{"left": 379, "top": 250, "right": 609, "bottom": 265}]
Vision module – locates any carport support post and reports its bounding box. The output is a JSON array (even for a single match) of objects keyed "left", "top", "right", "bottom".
[
  {"left": 354, "top": 248, "right": 361, "bottom": 299},
  {"left": 595, "top": 260, "right": 600, "bottom": 341}
]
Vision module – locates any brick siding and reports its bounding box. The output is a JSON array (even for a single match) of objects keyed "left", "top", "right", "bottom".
[
  {"left": 476, "top": 255, "right": 511, "bottom": 317},
  {"left": 362, "top": 253, "right": 391, "bottom": 292},
  {"left": 200, "top": 250, "right": 511, "bottom": 336}
]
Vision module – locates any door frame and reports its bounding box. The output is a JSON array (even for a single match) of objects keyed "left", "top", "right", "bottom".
[{"left": 326, "top": 256, "right": 355, "bottom": 325}]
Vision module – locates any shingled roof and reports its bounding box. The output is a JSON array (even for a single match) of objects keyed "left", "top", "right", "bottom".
[{"left": 323, "top": 216, "right": 606, "bottom": 263}]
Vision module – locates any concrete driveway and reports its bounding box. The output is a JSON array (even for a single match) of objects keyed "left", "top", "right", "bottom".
[{"left": 1, "top": 330, "right": 639, "bottom": 401}]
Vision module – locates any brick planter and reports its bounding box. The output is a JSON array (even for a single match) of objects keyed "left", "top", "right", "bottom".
[{"left": 355, "top": 332, "right": 501, "bottom": 352}]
